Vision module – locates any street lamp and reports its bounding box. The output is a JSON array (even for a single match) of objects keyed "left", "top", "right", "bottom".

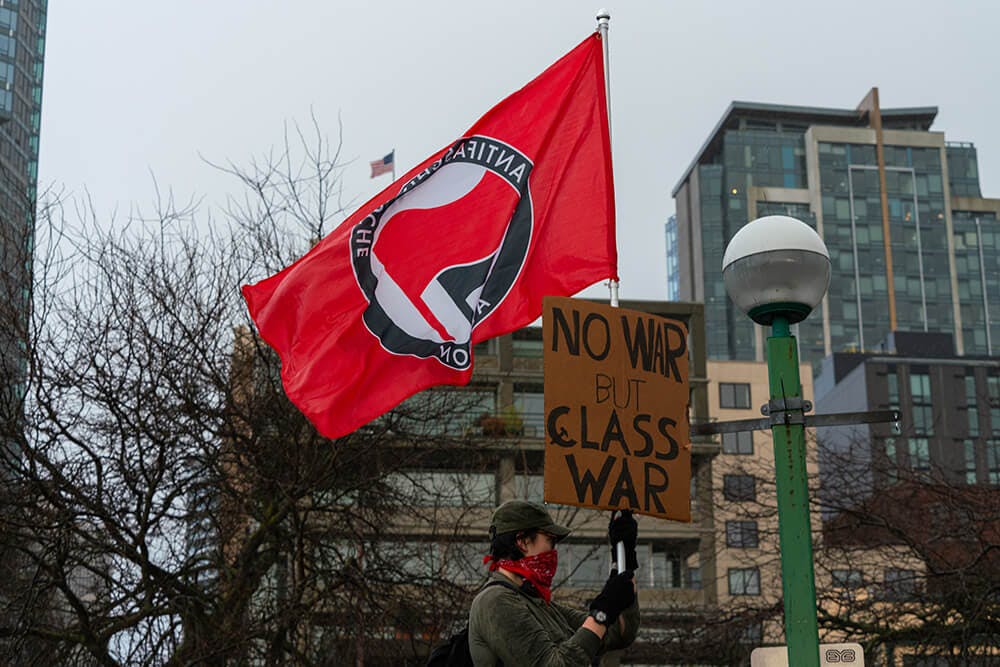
[{"left": 723, "top": 215, "right": 830, "bottom": 667}]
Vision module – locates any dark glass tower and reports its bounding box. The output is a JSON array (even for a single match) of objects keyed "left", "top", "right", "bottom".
[
  {"left": 0, "top": 0, "right": 46, "bottom": 441},
  {"left": 673, "top": 89, "right": 1000, "bottom": 369}
]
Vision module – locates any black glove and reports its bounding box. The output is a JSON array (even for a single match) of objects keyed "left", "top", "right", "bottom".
[
  {"left": 608, "top": 509, "right": 638, "bottom": 571},
  {"left": 588, "top": 571, "right": 635, "bottom": 626}
]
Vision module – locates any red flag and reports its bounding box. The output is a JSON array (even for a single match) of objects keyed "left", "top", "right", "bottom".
[{"left": 242, "top": 34, "right": 617, "bottom": 439}]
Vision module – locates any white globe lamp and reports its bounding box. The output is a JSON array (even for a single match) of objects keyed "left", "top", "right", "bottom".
[{"left": 722, "top": 215, "right": 831, "bottom": 326}]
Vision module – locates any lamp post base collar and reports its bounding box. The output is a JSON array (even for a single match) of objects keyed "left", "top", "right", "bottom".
[{"left": 748, "top": 302, "right": 812, "bottom": 326}]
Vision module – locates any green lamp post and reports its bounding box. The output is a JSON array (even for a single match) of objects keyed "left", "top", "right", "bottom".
[{"left": 722, "top": 215, "right": 831, "bottom": 667}]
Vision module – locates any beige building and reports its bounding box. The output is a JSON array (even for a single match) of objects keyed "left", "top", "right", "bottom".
[{"left": 701, "top": 359, "right": 819, "bottom": 644}]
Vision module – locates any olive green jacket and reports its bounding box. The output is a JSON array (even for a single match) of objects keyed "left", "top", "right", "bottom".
[{"left": 468, "top": 572, "right": 640, "bottom": 666}]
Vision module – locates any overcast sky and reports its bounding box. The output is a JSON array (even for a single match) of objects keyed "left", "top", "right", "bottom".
[{"left": 39, "top": 1, "right": 1000, "bottom": 301}]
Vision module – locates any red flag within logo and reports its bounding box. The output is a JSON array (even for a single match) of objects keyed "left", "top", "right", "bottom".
[{"left": 242, "top": 34, "right": 617, "bottom": 439}]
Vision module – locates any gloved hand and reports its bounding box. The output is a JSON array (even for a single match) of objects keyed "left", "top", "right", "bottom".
[
  {"left": 608, "top": 509, "right": 638, "bottom": 571},
  {"left": 588, "top": 571, "right": 635, "bottom": 626}
]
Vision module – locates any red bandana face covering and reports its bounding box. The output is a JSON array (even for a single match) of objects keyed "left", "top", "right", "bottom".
[{"left": 484, "top": 549, "right": 558, "bottom": 603}]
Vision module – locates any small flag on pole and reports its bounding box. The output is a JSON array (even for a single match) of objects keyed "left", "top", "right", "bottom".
[{"left": 370, "top": 151, "right": 394, "bottom": 178}]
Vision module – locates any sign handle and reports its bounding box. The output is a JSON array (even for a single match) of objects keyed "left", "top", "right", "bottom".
[{"left": 615, "top": 541, "right": 626, "bottom": 574}]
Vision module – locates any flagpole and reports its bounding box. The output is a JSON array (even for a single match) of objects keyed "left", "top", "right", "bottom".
[
  {"left": 392, "top": 147, "right": 396, "bottom": 181},
  {"left": 597, "top": 7, "right": 628, "bottom": 577},
  {"left": 596, "top": 9, "right": 620, "bottom": 311}
]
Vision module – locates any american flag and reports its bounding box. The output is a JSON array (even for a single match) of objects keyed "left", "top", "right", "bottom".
[{"left": 369, "top": 151, "right": 394, "bottom": 178}]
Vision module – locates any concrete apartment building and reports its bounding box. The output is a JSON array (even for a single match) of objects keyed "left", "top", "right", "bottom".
[
  {"left": 704, "top": 360, "right": 818, "bottom": 644},
  {"left": 701, "top": 338, "right": 995, "bottom": 664},
  {"left": 223, "top": 301, "right": 725, "bottom": 664},
  {"left": 432, "top": 299, "right": 720, "bottom": 661}
]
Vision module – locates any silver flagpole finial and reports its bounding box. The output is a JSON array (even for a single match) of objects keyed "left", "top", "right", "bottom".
[{"left": 596, "top": 9, "right": 610, "bottom": 23}]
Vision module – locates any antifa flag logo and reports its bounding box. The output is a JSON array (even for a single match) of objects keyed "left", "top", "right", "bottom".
[{"left": 351, "top": 136, "right": 534, "bottom": 370}]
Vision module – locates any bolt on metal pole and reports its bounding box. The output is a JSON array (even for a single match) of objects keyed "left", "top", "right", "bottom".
[{"left": 767, "top": 315, "right": 820, "bottom": 667}]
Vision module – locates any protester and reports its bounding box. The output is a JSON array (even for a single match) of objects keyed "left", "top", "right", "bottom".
[{"left": 468, "top": 500, "right": 640, "bottom": 666}]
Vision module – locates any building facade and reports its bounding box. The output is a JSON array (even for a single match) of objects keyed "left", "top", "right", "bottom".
[
  {"left": 813, "top": 332, "right": 1000, "bottom": 665},
  {"left": 0, "top": 2, "right": 48, "bottom": 662},
  {"left": 0, "top": 0, "right": 47, "bottom": 435},
  {"left": 672, "top": 88, "right": 1000, "bottom": 370},
  {"left": 704, "top": 360, "right": 820, "bottom": 646},
  {"left": 457, "top": 300, "right": 719, "bottom": 662},
  {"left": 815, "top": 330, "right": 1000, "bottom": 511},
  {"left": 226, "top": 301, "right": 723, "bottom": 665},
  {"left": 665, "top": 214, "right": 679, "bottom": 301}
]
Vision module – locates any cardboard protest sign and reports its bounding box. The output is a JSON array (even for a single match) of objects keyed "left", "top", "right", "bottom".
[{"left": 542, "top": 296, "right": 691, "bottom": 521}]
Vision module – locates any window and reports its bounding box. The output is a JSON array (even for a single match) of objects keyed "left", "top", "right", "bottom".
[
  {"left": 516, "top": 473, "right": 544, "bottom": 502},
  {"left": 382, "top": 541, "right": 440, "bottom": 583},
  {"left": 443, "top": 541, "right": 491, "bottom": 584},
  {"left": 988, "top": 374, "right": 1000, "bottom": 433},
  {"left": 386, "top": 472, "right": 495, "bottom": 507},
  {"left": 410, "top": 387, "right": 493, "bottom": 436},
  {"left": 0, "top": 34, "right": 14, "bottom": 58},
  {"left": 513, "top": 383, "right": 544, "bottom": 437},
  {"left": 887, "top": 370, "right": 900, "bottom": 408},
  {"left": 473, "top": 338, "right": 496, "bottom": 356},
  {"left": 832, "top": 569, "right": 864, "bottom": 589},
  {"left": 649, "top": 545, "right": 683, "bottom": 589},
  {"left": 560, "top": 543, "right": 607, "bottom": 588},
  {"left": 728, "top": 567, "right": 760, "bottom": 595},
  {"left": 687, "top": 566, "right": 702, "bottom": 590},
  {"left": 883, "top": 437, "right": 898, "bottom": 484},
  {"left": 987, "top": 441, "right": 1000, "bottom": 485},
  {"left": 740, "top": 623, "right": 763, "bottom": 644},
  {"left": 883, "top": 568, "right": 918, "bottom": 600},
  {"left": 512, "top": 328, "right": 543, "bottom": 358},
  {"left": 722, "top": 430, "right": 753, "bottom": 455},
  {"left": 908, "top": 437, "right": 930, "bottom": 473},
  {"left": 910, "top": 372, "right": 933, "bottom": 434},
  {"left": 966, "top": 372, "right": 980, "bottom": 437},
  {"left": 720, "top": 382, "right": 751, "bottom": 409},
  {"left": 964, "top": 440, "right": 978, "bottom": 484},
  {"left": 723, "top": 474, "right": 756, "bottom": 502},
  {"left": 725, "top": 521, "right": 759, "bottom": 548}
]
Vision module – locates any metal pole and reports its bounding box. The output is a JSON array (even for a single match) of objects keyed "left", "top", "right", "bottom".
[
  {"left": 767, "top": 315, "right": 820, "bottom": 667},
  {"left": 596, "top": 8, "right": 620, "bottom": 310},
  {"left": 596, "top": 11, "right": 625, "bottom": 574}
]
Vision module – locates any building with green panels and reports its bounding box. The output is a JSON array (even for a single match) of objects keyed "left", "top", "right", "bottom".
[
  {"left": 671, "top": 89, "right": 1000, "bottom": 369},
  {"left": 0, "top": 0, "right": 46, "bottom": 432}
]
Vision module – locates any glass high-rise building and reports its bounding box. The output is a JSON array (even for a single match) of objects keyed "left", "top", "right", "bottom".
[
  {"left": 672, "top": 88, "right": 1000, "bottom": 368},
  {"left": 0, "top": 0, "right": 47, "bottom": 435},
  {"left": 665, "top": 214, "right": 679, "bottom": 300}
]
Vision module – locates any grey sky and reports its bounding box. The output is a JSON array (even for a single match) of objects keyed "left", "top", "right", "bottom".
[{"left": 40, "top": 1, "right": 1000, "bottom": 301}]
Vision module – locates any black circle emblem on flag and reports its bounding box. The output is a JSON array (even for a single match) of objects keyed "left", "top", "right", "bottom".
[{"left": 351, "top": 136, "right": 534, "bottom": 370}]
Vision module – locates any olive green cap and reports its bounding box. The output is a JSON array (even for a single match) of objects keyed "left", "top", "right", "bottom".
[{"left": 490, "top": 500, "right": 571, "bottom": 538}]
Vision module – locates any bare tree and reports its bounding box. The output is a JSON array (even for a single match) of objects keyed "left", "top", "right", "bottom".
[
  {"left": 817, "top": 438, "right": 1000, "bottom": 666},
  {"left": 637, "top": 428, "right": 1000, "bottom": 666},
  {"left": 0, "top": 121, "right": 521, "bottom": 666}
]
